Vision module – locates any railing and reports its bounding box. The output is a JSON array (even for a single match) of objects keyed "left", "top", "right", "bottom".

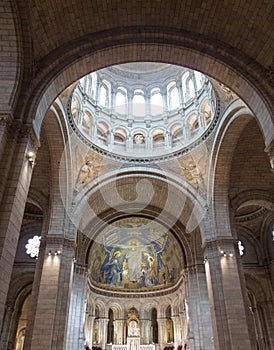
[{"left": 111, "top": 344, "right": 155, "bottom": 350}]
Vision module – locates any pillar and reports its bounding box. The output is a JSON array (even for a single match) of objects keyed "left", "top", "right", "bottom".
[
  {"left": 114, "top": 319, "right": 124, "bottom": 344},
  {"left": 184, "top": 265, "right": 214, "bottom": 350},
  {"left": 171, "top": 316, "right": 182, "bottom": 348},
  {"left": 98, "top": 317, "right": 109, "bottom": 350},
  {"left": 140, "top": 319, "right": 151, "bottom": 344},
  {"left": 157, "top": 317, "right": 166, "bottom": 349},
  {"left": 85, "top": 314, "right": 95, "bottom": 347},
  {"left": 23, "top": 237, "right": 75, "bottom": 350},
  {"left": 0, "top": 122, "right": 38, "bottom": 333},
  {"left": 66, "top": 263, "right": 88, "bottom": 350},
  {"left": 203, "top": 238, "right": 252, "bottom": 350}
]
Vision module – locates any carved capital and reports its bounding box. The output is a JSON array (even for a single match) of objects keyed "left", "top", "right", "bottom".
[
  {"left": 265, "top": 139, "right": 274, "bottom": 173},
  {"left": 0, "top": 113, "right": 14, "bottom": 127}
]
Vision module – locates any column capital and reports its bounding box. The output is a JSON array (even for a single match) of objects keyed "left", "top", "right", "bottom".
[
  {"left": 265, "top": 138, "right": 274, "bottom": 172},
  {"left": 202, "top": 236, "right": 237, "bottom": 248}
]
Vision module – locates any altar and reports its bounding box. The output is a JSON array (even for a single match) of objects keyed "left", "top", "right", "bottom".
[{"left": 111, "top": 320, "right": 155, "bottom": 350}]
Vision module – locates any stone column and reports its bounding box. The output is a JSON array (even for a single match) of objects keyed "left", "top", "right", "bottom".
[
  {"left": 85, "top": 315, "right": 95, "bottom": 347},
  {"left": 140, "top": 319, "right": 151, "bottom": 344},
  {"left": 0, "top": 122, "right": 38, "bottom": 333},
  {"left": 179, "top": 310, "right": 188, "bottom": 347},
  {"left": 66, "top": 262, "right": 88, "bottom": 350},
  {"left": 24, "top": 237, "right": 75, "bottom": 350},
  {"left": 114, "top": 319, "right": 124, "bottom": 344},
  {"left": 203, "top": 239, "right": 252, "bottom": 350},
  {"left": 184, "top": 266, "right": 214, "bottom": 350},
  {"left": 157, "top": 317, "right": 167, "bottom": 349},
  {"left": 171, "top": 316, "right": 182, "bottom": 348},
  {"left": 98, "top": 317, "right": 109, "bottom": 350}
]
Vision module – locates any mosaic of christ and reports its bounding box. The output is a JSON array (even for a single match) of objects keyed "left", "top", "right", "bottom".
[{"left": 88, "top": 217, "right": 184, "bottom": 290}]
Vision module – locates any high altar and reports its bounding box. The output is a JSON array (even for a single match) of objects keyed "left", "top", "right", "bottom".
[{"left": 111, "top": 317, "right": 155, "bottom": 350}]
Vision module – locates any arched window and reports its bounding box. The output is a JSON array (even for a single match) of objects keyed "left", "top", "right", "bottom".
[
  {"left": 133, "top": 90, "right": 145, "bottom": 116},
  {"left": 194, "top": 70, "right": 203, "bottom": 91},
  {"left": 171, "top": 123, "right": 183, "bottom": 146},
  {"left": 166, "top": 306, "right": 174, "bottom": 343},
  {"left": 151, "top": 308, "right": 158, "bottom": 344},
  {"left": 200, "top": 100, "right": 211, "bottom": 126},
  {"left": 85, "top": 76, "right": 92, "bottom": 95},
  {"left": 100, "top": 85, "right": 107, "bottom": 107},
  {"left": 79, "top": 76, "right": 86, "bottom": 91},
  {"left": 97, "top": 121, "right": 109, "bottom": 144},
  {"left": 115, "top": 88, "right": 127, "bottom": 115},
  {"left": 114, "top": 128, "right": 127, "bottom": 144},
  {"left": 150, "top": 88, "right": 163, "bottom": 115},
  {"left": 182, "top": 72, "right": 189, "bottom": 102},
  {"left": 99, "top": 80, "right": 111, "bottom": 107},
  {"left": 188, "top": 114, "right": 198, "bottom": 130},
  {"left": 71, "top": 96, "right": 80, "bottom": 119},
  {"left": 187, "top": 78, "right": 195, "bottom": 99},
  {"left": 107, "top": 309, "right": 114, "bottom": 344},
  {"left": 91, "top": 72, "right": 97, "bottom": 100},
  {"left": 82, "top": 111, "right": 93, "bottom": 131},
  {"left": 152, "top": 129, "right": 165, "bottom": 149},
  {"left": 167, "top": 82, "right": 179, "bottom": 110}
]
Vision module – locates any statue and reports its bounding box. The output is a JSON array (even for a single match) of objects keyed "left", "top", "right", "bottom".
[
  {"left": 134, "top": 133, "right": 145, "bottom": 145},
  {"left": 75, "top": 160, "right": 94, "bottom": 190},
  {"left": 128, "top": 320, "right": 140, "bottom": 337}
]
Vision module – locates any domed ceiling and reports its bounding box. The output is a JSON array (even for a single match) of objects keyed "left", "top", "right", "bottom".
[
  {"left": 68, "top": 62, "right": 217, "bottom": 162},
  {"left": 88, "top": 217, "right": 185, "bottom": 293}
]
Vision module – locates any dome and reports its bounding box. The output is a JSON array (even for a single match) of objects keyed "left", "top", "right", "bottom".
[
  {"left": 68, "top": 63, "right": 217, "bottom": 162},
  {"left": 88, "top": 217, "right": 185, "bottom": 295}
]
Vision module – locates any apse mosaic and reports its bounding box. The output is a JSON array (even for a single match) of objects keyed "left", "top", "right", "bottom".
[{"left": 88, "top": 217, "right": 184, "bottom": 291}]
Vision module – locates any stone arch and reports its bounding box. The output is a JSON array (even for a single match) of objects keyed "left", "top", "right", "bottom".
[
  {"left": 211, "top": 104, "right": 255, "bottom": 238},
  {"left": 0, "top": 0, "right": 20, "bottom": 112},
  {"left": 25, "top": 34, "right": 274, "bottom": 147},
  {"left": 235, "top": 225, "right": 263, "bottom": 265},
  {"left": 41, "top": 101, "right": 74, "bottom": 238},
  {"left": 72, "top": 167, "right": 207, "bottom": 247}
]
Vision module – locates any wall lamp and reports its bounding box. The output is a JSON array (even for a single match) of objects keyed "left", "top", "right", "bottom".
[
  {"left": 48, "top": 250, "right": 61, "bottom": 256},
  {"left": 27, "top": 151, "right": 35, "bottom": 167},
  {"left": 220, "top": 250, "right": 233, "bottom": 257}
]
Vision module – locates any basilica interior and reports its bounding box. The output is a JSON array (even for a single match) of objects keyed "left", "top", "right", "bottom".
[{"left": 0, "top": 1, "right": 273, "bottom": 350}]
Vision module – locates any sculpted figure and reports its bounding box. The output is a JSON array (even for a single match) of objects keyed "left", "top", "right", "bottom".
[{"left": 75, "top": 160, "right": 93, "bottom": 190}]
